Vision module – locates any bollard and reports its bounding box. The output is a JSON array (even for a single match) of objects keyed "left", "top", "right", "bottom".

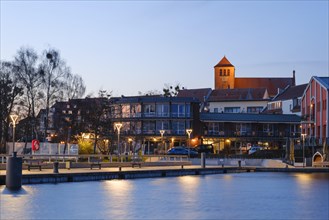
[
  {"left": 53, "top": 161, "right": 59, "bottom": 173},
  {"left": 6, "top": 153, "right": 22, "bottom": 190},
  {"left": 238, "top": 160, "right": 241, "bottom": 168},
  {"left": 201, "top": 153, "right": 206, "bottom": 168}
]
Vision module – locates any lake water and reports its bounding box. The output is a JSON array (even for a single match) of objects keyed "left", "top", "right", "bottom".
[{"left": 1, "top": 172, "right": 328, "bottom": 220}]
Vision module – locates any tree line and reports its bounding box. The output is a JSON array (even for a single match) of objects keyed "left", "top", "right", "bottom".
[
  {"left": 1, "top": 46, "right": 184, "bottom": 154},
  {"left": 0, "top": 47, "right": 86, "bottom": 153}
]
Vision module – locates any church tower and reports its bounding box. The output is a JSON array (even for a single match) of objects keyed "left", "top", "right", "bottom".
[{"left": 214, "top": 56, "right": 235, "bottom": 89}]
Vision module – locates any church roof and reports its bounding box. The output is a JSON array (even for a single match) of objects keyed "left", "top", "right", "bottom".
[
  {"left": 234, "top": 77, "right": 295, "bottom": 97},
  {"left": 214, "top": 56, "right": 234, "bottom": 67}
]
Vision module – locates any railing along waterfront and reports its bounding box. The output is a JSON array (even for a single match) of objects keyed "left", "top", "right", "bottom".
[{"left": 0, "top": 154, "right": 188, "bottom": 164}]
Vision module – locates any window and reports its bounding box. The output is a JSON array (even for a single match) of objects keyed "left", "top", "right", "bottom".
[
  {"left": 208, "top": 122, "right": 219, "bottom": 135},
  {"left": 172, "top": 121, "right": 185, "bottom": 135},
  {"left": 220, "top": 69, "right": 222, "bottom": 76},
  {"left": 156, "top": 104, "right": 169, "bottom": 117},
  {"left": 214, "top": 108, "right": 218, "bottom": 113},
  {"left": 156, "top": 121, "right": 169, "bottom": 131},
  {"left": 131, "top": 104, "right": 141, "bottom": 117},
  {"left": 228, "top": 69, "right": 230, "bottom": 76},
  {"left": 122, "top": 104, "right": 130, "bottom": 118},
  {"left": 143, "top": 104, "right": 155, "bottom": 117},
  {"left": 247, "top": 106, "right": 263, "bottom": 113},
  {"left": 224, "top": 107, "right": 240, "bottom": 113},
  {"left": 236, "top": 123, "right": 247, "bottom": 135},
  {"left": 224, "top": 69, "right": 226, "bottom": 76},
  {"left": 172, "top": 104, "right": 187, "bottom": 117},
  {"left": 142, "top": 121, "right": 155, "bottom": 134},
  {"left": 263, "top": 124, "right": 273, "bottom": 136}
]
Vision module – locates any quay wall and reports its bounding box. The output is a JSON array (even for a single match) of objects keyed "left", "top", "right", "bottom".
[{"left": 1, "top": 167, "right": 328, "bottom": 186}]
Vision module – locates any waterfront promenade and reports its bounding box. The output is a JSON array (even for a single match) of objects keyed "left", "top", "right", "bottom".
[{"left": 1, "top": 160, "right": 328, "bottom": 186}]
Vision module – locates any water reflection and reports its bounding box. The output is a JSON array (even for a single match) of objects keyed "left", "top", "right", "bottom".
[
  {"left": 0, "top": 173, "right": 328, "bottom": 220},
  {"left": 103, "top": 180, "right": 134, "bottom": 218},
  {"left": 1, "top": 186, "right": 33, "bottom": 219}
]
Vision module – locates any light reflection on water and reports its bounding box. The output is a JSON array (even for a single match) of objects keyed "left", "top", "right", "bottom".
[{"left": 1, "top": 172, "right": 328, "bottom": 220}]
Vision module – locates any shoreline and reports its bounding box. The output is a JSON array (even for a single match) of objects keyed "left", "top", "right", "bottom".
[{"left": 1, "top": 165, "right": 328, "bottom": 186}]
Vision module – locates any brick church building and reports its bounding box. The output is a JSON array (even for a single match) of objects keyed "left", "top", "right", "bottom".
[{"left": 214, "top": 56, "right": 296, "bottom": 97}]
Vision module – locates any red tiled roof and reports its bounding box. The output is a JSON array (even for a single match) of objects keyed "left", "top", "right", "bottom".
[
  {"left": 208, "top": 88, "right": 269, "bottom": 102},
  {"left": 214, "top": 56, "right": 234, "bottom": 67},
  {"left": 234, "top": 77, "right": 295, "bottom": 97},
  {"left": 177, "top": 88, "right": 212, "bottom": 102}
]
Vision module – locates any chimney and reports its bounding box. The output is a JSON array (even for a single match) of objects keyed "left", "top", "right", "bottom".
[{"left": 292, "top": 70, "right": 296, "bottom": 86}]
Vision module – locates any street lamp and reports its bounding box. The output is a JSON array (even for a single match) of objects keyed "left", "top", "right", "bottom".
[
  {"left": 114, "top": 123, "right": 122, "bottom": 155},
  {"left": 160, "top": 130, "right": 165, "bottom": 154},
  {"left": 10, "top": 114, "right": 19, "bottom": 156},
  {"left": 186, "top": 129, "right": 193, "bottom": 159},
  {"left": 301, "top": 133, "right": 306, "bottom": 167}
]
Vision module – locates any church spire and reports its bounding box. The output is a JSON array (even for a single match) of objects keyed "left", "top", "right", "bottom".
[{"left": 214, "top": 56, "right": 234, "bottom": 67}]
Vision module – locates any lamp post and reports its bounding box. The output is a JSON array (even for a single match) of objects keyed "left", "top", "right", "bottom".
[
  {"left": 301, "top": 133, "right": 306, "bottom": 167},
  {"left": 160, "top": 130, "right": 165, "bottom": 154},
  {"left": 10, "top": 114, "right": 19, "bottom": 156},
  {"left": 6, "top": 114, "right": 22, "bottom": 189},
  {"left": 186, "top": 129, "right": 193, "bottom": 159},
  {"left": 114, "top": 123, "right": 122, "bottom": 155}
]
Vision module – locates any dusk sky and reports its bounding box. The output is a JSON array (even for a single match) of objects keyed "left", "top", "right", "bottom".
[{"left": 1, "top": 1, "right": 328, "bottom": 97}]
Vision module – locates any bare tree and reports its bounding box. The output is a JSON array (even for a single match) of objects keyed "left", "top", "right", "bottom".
[
  {"left": 39, "top": 48, "right": 69, "bottom": 141},
  {"left": 13, "top": 47, "right": 44, "bottom": 141},
  {"left": 0, "top": 61, "right": 23, "bottom": 153},
  {"left": 63, "top": 73, "right": 86, "bottom": 100}
]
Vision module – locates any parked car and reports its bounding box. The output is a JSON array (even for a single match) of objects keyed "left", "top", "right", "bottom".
[
  {"left": 167, "top": 147, "right": 198, "bottom": 157},
  {"left": 248, "top": 146, "right": 262, "bottom": 155},
  {"left": 194, "top": 144, "right": 214, "bottom": 154}
]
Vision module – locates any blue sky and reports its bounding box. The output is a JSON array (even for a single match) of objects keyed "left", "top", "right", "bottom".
[{"left": 1, "top": 1, "right": 328, "bottom": 97}]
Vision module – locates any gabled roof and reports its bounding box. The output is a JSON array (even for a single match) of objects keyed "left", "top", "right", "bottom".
[
  {"left": 214, "top": 56, "right": 234, "bottom": 68},
  {"left": 177, "top": 88, "right": 212, "bottom": 102},
  {"left": 235, "top": 77, "right": 295, "bottom": 97},
  {"left": 314, "top": 76, "right": 329, "bottom": 89},
  {"left": 302, "top": 76, "right": 329, "bottom": 98},
  {"left": 272, "top": 84, "right": 307, "bottom": 101},
  {"left": 208, "top": 88, "right": 269, "bottom": 102},
  {"left": 200, "top": 113, "right": 301, "bottom": 123}
]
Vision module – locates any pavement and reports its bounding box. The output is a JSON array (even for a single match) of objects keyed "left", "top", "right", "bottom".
[{"left": 0, "top": 164, "right": 212, "bottom": 176}]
